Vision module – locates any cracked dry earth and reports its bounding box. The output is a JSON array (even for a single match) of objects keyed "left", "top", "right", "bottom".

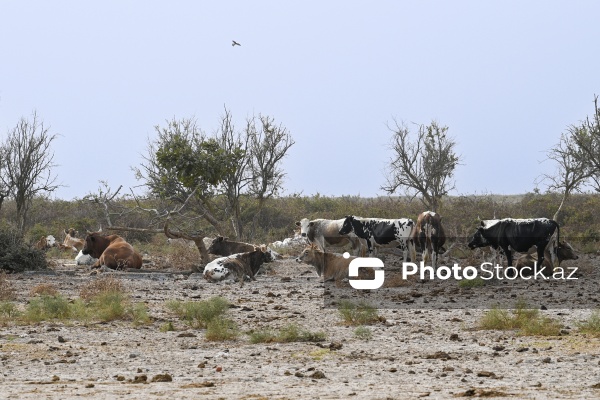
[{"left": 1, "top": 255, "right": 600, "bottom": 399}]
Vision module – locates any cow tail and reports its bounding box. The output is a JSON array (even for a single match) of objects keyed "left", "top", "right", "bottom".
[{"left": 554, "top": 220, "right": 560, "bottom": 260}]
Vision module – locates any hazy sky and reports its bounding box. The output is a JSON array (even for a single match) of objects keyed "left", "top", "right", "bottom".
[{"left": 1, "top": 1, "right": 599, "bottom": 200}]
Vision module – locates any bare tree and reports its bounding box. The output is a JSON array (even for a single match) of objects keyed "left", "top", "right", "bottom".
[
  {"left": 572, "top": 95, "right": 600, "bottom": 191},
  {"left": 538, "top": 131, "right": 592, "bottom": 221},
  {"left": 382, "top": 120, "right": 460, "bottom": 212},
  {"left": 0, "top": 112, "right": 60, "bottom": 234}
]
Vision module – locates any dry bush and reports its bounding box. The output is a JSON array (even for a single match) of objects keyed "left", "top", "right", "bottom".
[
  {"left": 80, "top": 275, "right": 126, "bottom": 301},
  {"left": 29, "top": 283, "right": 59, "bottom": 297},
  {"left": 0, "top": 273, "right": 17, "bottom": 301}
]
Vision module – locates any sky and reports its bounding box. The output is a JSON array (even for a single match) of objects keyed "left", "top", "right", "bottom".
[{"left": 1, "top": 1, "right": 599, "bottom": 200}]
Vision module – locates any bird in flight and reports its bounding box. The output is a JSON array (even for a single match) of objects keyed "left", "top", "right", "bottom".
[{"left": 232, "top": 40, "right": 241, "bottom": 47}]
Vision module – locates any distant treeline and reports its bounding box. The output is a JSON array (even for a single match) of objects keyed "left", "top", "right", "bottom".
[{"left": 1, "top": 193, "right": 599, "bottom": 252}]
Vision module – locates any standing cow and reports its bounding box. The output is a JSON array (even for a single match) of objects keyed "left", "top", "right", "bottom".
[
  {"left": 467, "top": 218, "right": 559, "bottom": 275},
  {"left": 295, "top": 218, "right": 365, "bottom": 256},
  {"left": 338, "top": 215, "right": 415, "bottom": 260},
  {"left": 410, "top": 211, "right": 446, "bottom": 268}
]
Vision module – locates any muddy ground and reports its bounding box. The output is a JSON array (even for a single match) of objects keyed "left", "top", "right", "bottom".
[{"left": 1, "top": 253, "right": 600, "bottom": 399}]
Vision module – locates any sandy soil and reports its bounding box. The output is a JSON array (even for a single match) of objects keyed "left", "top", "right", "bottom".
[{"left": 1, "top": 254, "right": 600, "bottom": 399}]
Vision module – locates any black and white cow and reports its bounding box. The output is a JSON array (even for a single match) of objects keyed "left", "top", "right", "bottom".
[
  {"left": 467, "top": 218, "right": 559, "bottom": 275},
  {"left": 410, "top": 211, "right": 446, "bottom": 268},
  {"left": 203, "top": 246, "right": 273, "bottom": 287},
  {"left": 338, "top": 215, "right": 415, "bottom": 259}
]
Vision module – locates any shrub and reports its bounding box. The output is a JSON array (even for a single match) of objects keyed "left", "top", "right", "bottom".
[
  {"left": 248, "top": 323, "right": 326, "bottom": 344},
  {"left": 24, "top": 294, "right": 71, "bottom": 322},
  {"left": 354, "top": 326, "right": 373, "bottom": 340},
  {"left": 338, "top": 300, "right": 380, "bottom": 326},
  {"left": 0, "top": 273, "right": 16, "bottom": 301},
  {"left": 577, "top": 311, "right": 600, "bottom": 337},
  {"left": 80, "top": 276, "right": 126, "bottom": 300},
  {"left": 166, "top": 297, "right": 230, "bottom": 328},
  {"left": 205, "top": 317, "right": 239, "bottom": 341},
  {"left": 0, "top": 228, "right": 47, "bottom": 273},
  {"left": 0, "top": 301, "right": 21, "bottom": 321},
  {"left": 29, "top": 283, "right": 59, "bottom": 297},
  {"left": 458, "top": 277, "right": 486, "bottom": 288},
  {"left": 479, "top": 302, "right": 561, "bottom": 336}
]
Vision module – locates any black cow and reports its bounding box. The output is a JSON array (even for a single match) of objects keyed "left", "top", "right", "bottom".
[
  {"left": 338, "top": 215, "right": 414, "bottom": 259},
  {"left": 467, "top": 218, "right": 559, "bottom": 275}
]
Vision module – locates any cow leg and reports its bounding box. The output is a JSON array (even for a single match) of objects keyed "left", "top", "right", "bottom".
[
  {"left": 503, "top": 247, "right": 517, "bottom": 278},
  {"left": 537, "top": 243, "right": 552, "bottom": 277}
]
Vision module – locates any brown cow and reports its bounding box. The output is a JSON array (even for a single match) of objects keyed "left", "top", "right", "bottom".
[
  {"left": 410, "top": 211, "right": 446, "bottom": 268},
  {"left": 515, "top": 240, "right": 578, "bottom": 276},
  {"left": 35, "top": 235, "right": 57, "bottom": 250},
  {"left": 82, "top": 232, "right": 143, "bottom": 269},
  {"left": 295, "top": 245, "right": 355, "bottom": 282},
  {"left": 63, "top": 228, "right": 85, "bottom": 252}
]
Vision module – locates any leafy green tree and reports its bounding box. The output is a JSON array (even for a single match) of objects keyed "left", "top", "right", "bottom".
[{"left": 135, "top": 108, "right": 294, "bottom": 239}]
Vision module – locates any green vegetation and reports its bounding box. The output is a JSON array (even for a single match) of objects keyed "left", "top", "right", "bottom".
[
  {"left": 458, "top": 277, "right": 486, "bottom": 288},
  {"left": 353, "top": 326, "right": 373, "bottom": 340},
  {"left": 479, "top": 302, "right": 562, "bottom": 336},
  {"left": 165, "top": 297, "right": 239, "bottom": 341},
  {"left": 338, "top": 300, "right": 380, "bottom": 326},
  {"left": 0, "top": 276, "right": 149, "bottom": 326},
  {"left": 577, "top": 311, "right": 600, "bottom": 337},
  {"left": 248, "top": 323, "right": 326, "bottom": 344},
  {"left": 166, "top": 296, "right": 230, "bottom": 329},
  {"left": 205, "top": 317, "right": 239, "bottom": 341}
]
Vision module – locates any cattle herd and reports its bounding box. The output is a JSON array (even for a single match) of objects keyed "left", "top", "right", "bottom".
[{"left": 33, "top": 210, "right": 578, "bottom": 284}]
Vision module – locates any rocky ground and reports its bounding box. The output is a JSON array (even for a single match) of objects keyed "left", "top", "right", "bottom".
[{"left": 1, "top": 253, "right": 600, "bottom": 399}]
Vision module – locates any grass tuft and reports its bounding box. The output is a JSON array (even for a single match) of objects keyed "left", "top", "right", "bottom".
[
  {"left": 577, "top": 311, "right": 600, "bottom": 337},
  {"left": 354, "top": 325, "right": 373, "bottom": 340},
  {"left": 166, "top": 297, "right": 230, "bottom": 328},
  {"left": 479, "top": 302, "right": 561, "bottom": 336},
  {"left": 249, "top": 323, "right": 326, "bottom": 344},
  {"left": 337, "top": 300, "right": 380, "bottom": 326},
  {"left": 0, "top": 273, "right": 16, "bottom": 301}
]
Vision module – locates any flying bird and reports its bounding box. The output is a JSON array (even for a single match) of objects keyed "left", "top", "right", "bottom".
[{"left": 232, "top": 40, "right": 241, "bottom": 47}]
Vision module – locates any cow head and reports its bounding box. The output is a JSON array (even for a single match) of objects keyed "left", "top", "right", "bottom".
[
  {"left": 338, "top": 216, "right": 355, "bottom": 236},
  {"left": 295, "top": 219, "right": 311, "bottom": 238},
  {"left": 258, "top": 245, "right": 274, "bottom": 263},
  {"left": 557, "top": 241, "right": 578, "bottom": 261},
  {"left": 467, "top": 226, "right": 489, "bottom": 249},
  {"left": 82, "top": 231, "right": 111, "bottom": 259},
  {"left": 207, "top": 236, "right": 228, "bottom": 254},
  {"left": 295, "top": 245, "right": 324, "bottom": 276}
]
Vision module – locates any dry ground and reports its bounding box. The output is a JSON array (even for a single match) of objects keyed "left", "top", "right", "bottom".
[{"left": 1, "top": 253, "right": 600, "bottom": 399}]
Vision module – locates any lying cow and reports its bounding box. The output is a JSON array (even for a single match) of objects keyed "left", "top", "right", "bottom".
[
  {"left": 338, "top": 215, "right": 415, "bottom": 259},
  {"left": 82, "top": 231, "right": 143, "bottom": 269},
  {"left": 468, "top": 218, "right": 559, "bottom": 275},
  {"left": 203, "top": 246, "right": 273, "bottom": 286},
  {"left": 295, "top": 218, "right": 365, "bottom": 256},
  {"left": 515, "top": 240, "right": 578, "bottom": 275},
  {"left": 35, "top": 235, "right": 57, "bottom": 250},
  {"left": 410, "top": 211, "right": 446, "bottom": 268},
  {"left": 208, "top": 236, "right": 282, "bottom": 260},
  {"left": 63, "top": 228, "right": 85, "bottom": 252},
  {"left": 295, "top": 245, "right": 354, "bottom": 281}
]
